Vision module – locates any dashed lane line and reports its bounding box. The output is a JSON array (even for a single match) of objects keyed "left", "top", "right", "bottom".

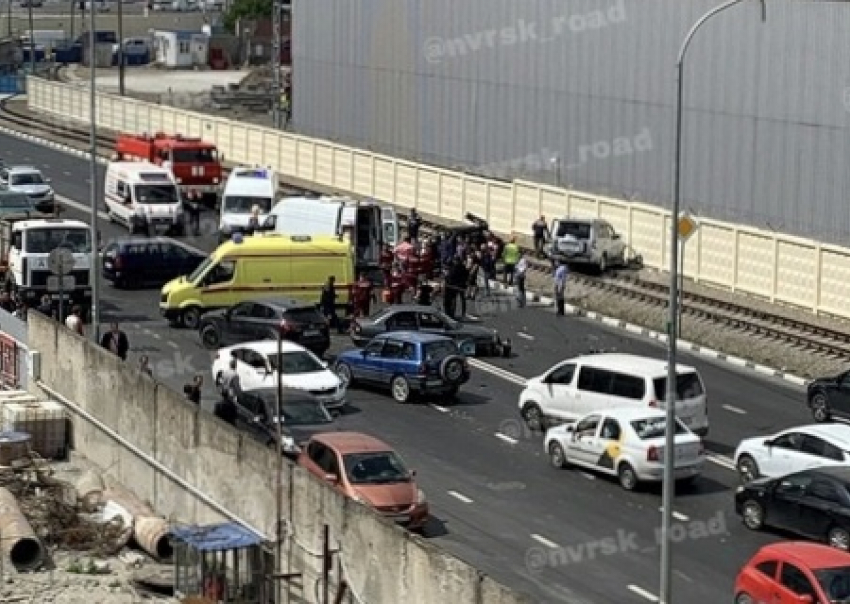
[
  {"left": 579, "top": 471, "right": 596, "bottom": 480},
  {"left": 707, "top": 453, "right": 736, "bottom": 471},
  {"left": 168, "top": 341, "right": 179, "bottom": 349},
  {"left": 722, "top": 404, "right": 747, "bottom": 415},
  {"left": 531, "top": 534, "right": 559, "bottom": 549},
  {"left": 658, "top": 507, "right": 689, "bottom": 522},
  {"left": 447, "top": 490, "right": 473, "bottom": 504},
  {"left": 627, "top": 585, "right": 659, "bottom": 602},
  {"left": 517, "top": 332, "right": 535, "bottom": 340},
  {"left": 495, "top": 432, "right": 518, "bottom": 445},
  {"left": 429, "top": 403, "right": 450, "bottom": 413}
]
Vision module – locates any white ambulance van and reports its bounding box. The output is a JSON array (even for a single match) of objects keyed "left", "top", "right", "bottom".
[
  {"left": 218, "top": 167, "right": 278, "bottom": 242},
  {"left": 104, "top": 161, "right": 185, "bottom": 236}
]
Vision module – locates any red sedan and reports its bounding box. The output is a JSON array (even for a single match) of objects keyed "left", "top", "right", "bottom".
[{"left": 735, "top": 542, "right": 850, "bottom": 603}]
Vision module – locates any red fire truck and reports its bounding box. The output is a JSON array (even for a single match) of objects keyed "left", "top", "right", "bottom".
[{"left": 114, "top": 132, "right": 223, "bottom": 205}]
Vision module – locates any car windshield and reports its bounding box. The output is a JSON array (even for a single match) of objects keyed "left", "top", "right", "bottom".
[
  {"left": 653, "top": 372, "right": 704, "bottom": 402},
  {"left": 631, "top": 417, "right": 688, "bottom": 439},
  {"left": 423, "top": 340, "right": 458, "bottom": 361},
  {"left": 556, "top": 221, "right": 591, "bottom": 239},
  {"left": 815, "top": 566, "right": 850, "bottom": 603},
  {"left": 252, "top": 395, "right": 333, "bottom": 425},
  {"left": 187, "top": 257, "right": 212, "bottom": 283},
  {"left": 223, "top": 196, "right": 272, "bottom": 214},
  {"left": 25, "top": 228, "right": 91, "bottom": 253},
  {"left": 134, "top": 184, "right": 179, "bottom": 205},
  {"left": 269, "top": 351, "right": 325, "bottom": 374},
  {"left": 344, "top": 451, "right": 411, "bottom": 485},
  {"left": 10, "top": 172, "right": 44, "bottom": 185},
  {"left": 172, "top": 147, "right": 217, "bottom": 163}
]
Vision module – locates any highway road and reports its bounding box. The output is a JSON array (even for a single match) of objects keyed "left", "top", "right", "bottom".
[{"left": 1, "top": 130, "right": 820, "bottom": 603}]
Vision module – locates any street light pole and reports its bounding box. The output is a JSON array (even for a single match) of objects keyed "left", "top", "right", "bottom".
[
  {"left": 660, "top": 1, "right": 765, "bottom": 602},
  {"left": 271, "top": 0, "right": 281, "bottom": 128},
  {"left": 274, "top": 326, "right": 284, "bottom": 604},
  {"left": 117, "top": 0, "right": 124, "bottom": 95},
  {"left": 88, "top": 1, "right": 100, "bottom": 341},
  {"left": 26, "top": 0, "right": 35, "bottom": 73}
]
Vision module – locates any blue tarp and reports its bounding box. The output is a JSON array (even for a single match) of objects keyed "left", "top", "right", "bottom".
[
  {"left": 171, "top": 522, "right": 261, "bottom": 552},
  {"left": 0, "top": 76, "right": 25, "bottom": 94}
]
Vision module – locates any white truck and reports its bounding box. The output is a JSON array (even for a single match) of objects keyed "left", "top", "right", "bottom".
[
  {"left": 1, "top": 217, "right": 93, "bottom": 309},
  {"left": 260, "top": 196, "right": 398, "bottom": 269}
]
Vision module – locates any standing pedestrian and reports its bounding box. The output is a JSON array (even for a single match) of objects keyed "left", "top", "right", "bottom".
[
  {"left": 36, "top": 295, "right": 54, "bottom": 318},
  {"left": 554, "top": 260, "right": 569, "bottom": 316},
  {"left": 502, "top": 237, "right": 520, "bottom": 285},
  {"left": 379, "top": 244, "right": 394, "bottom": 287},
  {"left": 407, "top": 208, "right": 422, "bottom": 246},
  {"left": 185, "top": 189, "right": 202, "bottom": 236},
  {"left": 218, "top": 357, "right": 240, "bottom": 401},
  {"left": 353, "top": 273, "right": 374, "bottom": 317},
  {"left": 479, "top": 244, "right": 493, "bottom": 297},
  {"left": 515, "top": 252, "right": 529, "bottom": 308},
  {"left": 247, "top": 205, "right": 262, "bottom": 233},
  {"left": 415, "top": 276, "right": 433, "bottom": 306},
  {"left": 532, "top": 215, "right": 550, "bottom": 258},
  {"left": 184, "top": 374, "right": 203, "bottom": 405},
  {"left": 320, "top": 276, "right": 340, "bottom": 333},
  {"left": 65, "top": 305, "right": 84, "bottom": 336},
  {"left": 394, "top": 236, "right": 414, "bottom": 268},
  {"left": 100, "top": 322, "right": 130, "bottom": 360},
  {"left": 466, "top": 253, "right": 480, "bottom": 301},
  {"left": 138, "top": 355, "right": 154, "bottom": 377}
]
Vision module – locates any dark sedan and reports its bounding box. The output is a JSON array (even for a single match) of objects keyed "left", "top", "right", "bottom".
[
  {"left": 808, "top": 370, "right": 850, "bottom": 423},
  {"left": 102, "top": 237, "right": 206, "bottom": 288},
  {"left": 198, "top": 298, "right": 331, "bottom": 357},
  {"left": 736, "top": 467, "right": 850, "bottom": 549},
  {"left": 350, "top": 304, "right": 501, "bottom": 356},
  {"left": 234, "top": 387, "right": 342, "bottom": 459}
]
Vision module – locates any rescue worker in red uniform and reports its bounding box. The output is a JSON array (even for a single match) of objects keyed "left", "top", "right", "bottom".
[
  {"left": 389, "top": 265, "right": 406, "bottom": 304},
  {"left": 379, "top": 244, "right": 394, "bottom": 287},
  {"left": 353, "top": 273, "right": 374, "bottom": 317},
  {"left": 404, "top": 252, "right": 421, "bottom": 293}
]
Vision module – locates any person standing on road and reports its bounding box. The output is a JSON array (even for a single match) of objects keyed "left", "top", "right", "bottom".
[
  {"left": 184, "top": 375, "right": 203, "bottom": 405},
  {"left": 320, "top": 276, "right": 341, "bottom": 333},
  {"left": 100, "top": 322, "right": 130, "bottom": 360},
  {"left": 407, "top": 208, "right": 422, "bottom": 246},
  {"left": 515, "top": 252, "right": 529, "bottom": 308},
  {"left": 532, "top": 215, "right": 550, "bottom": 258},
  {"left": 185, "top": 189, "right": 202, "bottom": 236},
  {"left": 219, "top": 357, "right": 240, "bottom": 401},
  {"left": 139, "top": 355, "right": 154, "bottom": 377},
  {"left": 554, "top": 260, "right": 569, "bottom": 316},
  {"left": 353, "top": 273, "right": 374, "bottom": 317},
  {"left": 65, "top": 305, "right": 84, "bottom": 336},
  {"left": 36, "top": 295, "right": 54, "bottom": 319},
  {"left": 247, "top": 205, "right": 262, "bottom": 234},
  {"left": 502, "top": 237, "right": 520, "bottom": 285}
]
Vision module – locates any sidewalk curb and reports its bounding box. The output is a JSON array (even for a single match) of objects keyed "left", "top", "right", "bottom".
[{"left": 0, "top": 119, "right": 811, "bottom": 389}]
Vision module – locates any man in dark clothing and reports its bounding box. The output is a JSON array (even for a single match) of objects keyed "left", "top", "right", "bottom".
[
  {"left": 184, "top": 375, "right": 203, "bottom": 404},
  {"left": 214, "top": 397, "right": 238, "bottom": 426},
  {"left": 531, "top": 215, "right": 550, "bottom": 258},
  {"left": 185, "top": 189, "right": 202, "bottom": 235},
  {"left": 445, "top": 258, "right": 467, "bottom": 319},
  {"left": 100, "top": 322, "right": 130, "bottom": 360},
  {"left": 415, "top": 277, "right": 433, "bottom": 306},
  {"left": 408, "top": 208, "right": 422, "bottom": 244},
  {"left": 320, "top": 276, "right": 341, "bottom": 333},
  {"left": 36, "top": 295, "right": 54, "bottom": 318}
]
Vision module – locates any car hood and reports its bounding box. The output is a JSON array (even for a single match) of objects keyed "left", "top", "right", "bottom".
[
  {"left": 265, "top": 370, "right": 340, "bottom": 391},
  {"left": 13, "top": 184, "right": 51, "bottom": 195},
  {"left": 161, "top": 276, "right": 185, "bottom": 297},
  {"left": 351, "top": 481, "right": 417, "bottom": 509}
]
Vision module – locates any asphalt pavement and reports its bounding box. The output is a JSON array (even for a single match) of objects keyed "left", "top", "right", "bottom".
[{"left": 1, "top": 130, "right": 819, "bottom": 604}]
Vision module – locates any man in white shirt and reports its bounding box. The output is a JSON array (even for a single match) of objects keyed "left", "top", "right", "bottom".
[
  {"left": 219, "top": 358, "right": 241, "bottom": 402},
  {"left": 515, "top": 252, "right": 529, "bottom": 308},
  {"left": 64, "top": 305, "right": 84, "bottom": 336},
  {"left": 554, "top": 260, "right": 569, "bottom": 316}
]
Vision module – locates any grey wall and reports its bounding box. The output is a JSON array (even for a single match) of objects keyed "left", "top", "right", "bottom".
[{"left": 292, "top": 0, "right": 850, "bottom": 243}]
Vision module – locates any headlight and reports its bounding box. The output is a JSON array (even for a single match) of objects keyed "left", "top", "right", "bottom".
[
  {"left": 736, "top": 485, "right": 745, "bottom": 494},
  {"left": 416, "top": 489, "right": 426, "bottom": 504}
]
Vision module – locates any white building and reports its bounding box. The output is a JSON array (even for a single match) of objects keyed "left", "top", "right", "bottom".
[{"left": 153, "top": 30, "right": 208, "bottom": 68}]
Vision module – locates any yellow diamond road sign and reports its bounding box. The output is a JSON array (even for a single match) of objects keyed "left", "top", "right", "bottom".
[{"left": 677, "top": 214, "right": 698, "bottom": 242}]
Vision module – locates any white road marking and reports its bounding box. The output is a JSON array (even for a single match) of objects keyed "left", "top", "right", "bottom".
[
  {"left": 468, "top": 358, "right": 527, "bottom": 386},
  {"left": 466, "top": 313, "right": 480, "bottom": 320},
  {"left": 707, "top": 453, "right": 736, "bottom": 470},
  {"left": 722, "top": 404, "right": 746, "bottom": 415},
  {"left": 627, "top": 585, "right": 659, "bottom": 602},
  {"left": 657, "top": 507, "right": 689, "bottom": 522},
  {"left": 63, "top": 171, "right": 72, "bottom": 176},
  {"left": 517, "top": 332, "right": 535, "bottom": 340},
  {"left": 447, "top": 490, "right": 473, "bottom": 504},
  {"left": 531, "top": 534, "right": 559, "bottom": 549},
  {"left": 151, "top": 333, "right": 161, "bottom": 340},
  {"left": 168, "top": 341, "right": 179, "bottom": 349},
  {"left": 579, "top": 471, "right": 596, "bottom": 480},
  {"left": 132, "top": 323, "right": 140, "bottom": 329},
  {"left": 495, "top": 432, "right": 518, "bottom": 445},
  {"left": 675, "top": 570, "right": 693, "bottom": 582},
  {"left": 429, "top": 403, "right": 449, "bottom": 413}
]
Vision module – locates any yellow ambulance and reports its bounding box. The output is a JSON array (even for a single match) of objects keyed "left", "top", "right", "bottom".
[{"left": 160, "top": 234, "right": 355, "bottom": 328}]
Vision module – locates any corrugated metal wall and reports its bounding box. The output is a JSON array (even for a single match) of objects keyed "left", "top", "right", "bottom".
[{"left": 292, "top": 0, "right": 850, "bottom": 243}]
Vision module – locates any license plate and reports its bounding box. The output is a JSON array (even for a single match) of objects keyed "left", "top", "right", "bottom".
[{"left": 304, "top": 330, "right": 319, "bottom": 337}]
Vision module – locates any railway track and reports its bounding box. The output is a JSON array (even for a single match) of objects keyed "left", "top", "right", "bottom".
[{"left": 5, "top": 96, "right": 850, "bottom": 362}]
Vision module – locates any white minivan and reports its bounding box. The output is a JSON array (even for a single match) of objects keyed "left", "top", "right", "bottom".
[
  {"left": 218, "top": 167, "right": 277, "bottom": 242},
  {"left": 104, "top": 161, "right": 184, "bottom": 236},
  {"left": 518, "top": 353, "right": 709, "bottom": 436}
]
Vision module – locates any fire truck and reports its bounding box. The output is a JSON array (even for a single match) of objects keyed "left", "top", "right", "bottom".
[{"left": 114, "top": 132, "right": 223, "bottom": 205}]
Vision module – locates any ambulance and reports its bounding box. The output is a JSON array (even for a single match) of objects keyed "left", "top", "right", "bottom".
[{"left": 103, "top": 161, "right": 185, "bottom": 236}]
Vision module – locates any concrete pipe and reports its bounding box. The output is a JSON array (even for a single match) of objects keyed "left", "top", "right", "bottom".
[
  {"left": 0, "top": 487, "right": 44, "bottom": 571},
  {"left": 75, "top": 470, "right": 105, "bottom": 511},
  {"left": 134, "top": 516, "right": 173, "bottom": 560}
]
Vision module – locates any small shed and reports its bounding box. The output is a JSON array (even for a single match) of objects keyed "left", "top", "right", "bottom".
[
  {"left": 153, "top": 30, "right": 208, "bottom": 68},
  {"left": 172, "top": 522, "right": 267, "bottom": 603}
]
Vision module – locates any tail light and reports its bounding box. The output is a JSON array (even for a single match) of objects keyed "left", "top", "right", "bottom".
[
  {"left": 648, "top": 399, "right": 659, "bottom": 408},
  {"left": 647, "top": 446, "right": 660, "bottom": 462}
]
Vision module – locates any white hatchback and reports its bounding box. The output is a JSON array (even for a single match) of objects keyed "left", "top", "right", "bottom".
[
  {"left": 733, "top": 423, "right": 850, "bottom": 483},
  {"left": 211, "top": 340, "right": 347, "bottom": 410},
  {"left": 544, "top": 407, "right": 705, "bottom": 491}
]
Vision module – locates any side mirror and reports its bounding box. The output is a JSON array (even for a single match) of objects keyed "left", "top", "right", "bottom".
[
  {"left": 564, "top": 425, "right": 575, "bottom": 432},
  {"left": 763, "top": 439, "right": 772, "bottom": 447},
  {"left": 612, "top": 233, "right": 621, "bottom": 240},
  {"left": 324, "top": 473, "right": 339, "bottom": 483},
  {"left": 321, "top": 361, "right": 329, "bottom": 368},
  {"left": 409, "top": 470, "right": 416, "bottom": 477}
]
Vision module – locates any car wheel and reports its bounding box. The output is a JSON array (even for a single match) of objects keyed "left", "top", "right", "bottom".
[
  {"left": 548, "top": 441, "right": 568, "bottom": 469},
  {"left": 617, "top": 462, "right": 638, "bottom": 491},
  {"left": 741, "top": 500, "right": 764, "bottom": 530},
  {"left": 598, "top": 254, "right": 608, "bottom": 274},
  {"left": 735, "top": 593, "right": 754, "bottom": 604},
  {"left": 181, "top": 306, "right": 201, "bottom": 330},
  {"left": 521, "top": 403, "right": 545, "bottom": 432},
  {"left": 336, "top": 362, "right": 355, "bottom": 387},
  {"left": 736, "top": 454, "right": 760, "bottom": 483},
  {"left": 828, "top": 526, "right": 850, "bottom": 550},
  {"left": 200, "top": 325, "right": 220, "bottom": 350},
  {"left": 440, "top": 355, "right": 465, "bottom": 383},
  {"left": 811, "top": 393, "right": 831, "bottom": 422},
  {"left": 391, "top": 376, "right": 411, "bottom": 403}
]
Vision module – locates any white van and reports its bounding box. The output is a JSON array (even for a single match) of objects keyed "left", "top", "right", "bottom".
[
  {"left": 218, "top": 167, "right": 278, "bottom": 242},
  {"left": 518, "top": 353, "right": 709, "bottom": 436},
  {"left": 262, "top": 196, "right": 398, "bottom": 268},
  {"left": 104, "top": 162, "right": 184, "bottom": 236}
]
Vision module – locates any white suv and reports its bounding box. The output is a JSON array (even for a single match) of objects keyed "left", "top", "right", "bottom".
[
  {"left": 518, "top": 353, "right": 709, "bottom": 437},
  {"left": 547, "top": 218, "right": 627, "bottom": 273},
  {"left": 0, "top": 166, "right": 55, "bottom": 213}
]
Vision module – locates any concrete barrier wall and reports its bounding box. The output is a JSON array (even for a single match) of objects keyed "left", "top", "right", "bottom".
[
  {"left": 26, "top": 77, "right": 850, "bottom": 320},
  {"left": 26, "top": 311, "right": 532, "bottom": 604}
]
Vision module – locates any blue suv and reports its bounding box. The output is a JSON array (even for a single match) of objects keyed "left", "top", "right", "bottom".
[{"left": 334, "top": 332, "right": 470, "bottom": 403}]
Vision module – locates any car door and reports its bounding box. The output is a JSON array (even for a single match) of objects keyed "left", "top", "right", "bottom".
[
  {"left": 759, "top": 432, "right": 807, "bottom": 477},
  {"left": 375, "top": 339, "right": 406, "bottom": 386},
  {"left": 417, "top": 311, "right": 449, "bottom": 337},
  {"left": 164, "top": 242, "right": 192, "bottom": 281},
  {"left": 245, "top": 302, "right": 277, "bottom": 341},
  {"left": 776, "top": 562, "right": 821, "bottom": 604},
  {"left": 768, "top": 473, "right": 813, "bottom": 533},
  {"left": 832, "top": 372, "right": 850, "bottom": 417},
  {"left": 234, "top": 391, "right": 269, "bottom": 441},
  {"left": 224, "top": 302, "right": 255, "bottom": 343},
  {"left": 799, "top": 435, "right": 846, "bottom": 471},
  {"left": 746, "top": 560, "right": 780, "bottom": 603},
  {"left": 575, "top": 367, "right": 614, "bottom": 416},
  {"left": 385, "top": 311, "right": 418, "bottom": 333},
  {"left": 797, "top": 478, "right": 848, "bottom": 540},
  {"left": 356, "top": 338, "right": 386, "bottom": 383},
  {"left": 239, "top": 349, "right": 269, "bottom": 390},
  {"left": 589, "top": 416, "right": 623, "bottom": 475},
  {"left": 565, "top": 414, "right": 603, "bottom": 466},
  {"left": 537, "top": 362, "right": 578, "bottom": 420}
]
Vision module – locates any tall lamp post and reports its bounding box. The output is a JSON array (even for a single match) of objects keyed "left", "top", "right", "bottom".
[
  {"left": 274, "top": 323, "right": 285, "bottom": 604},
  {"left": 660, "top": 1, "right": 766, "bottom": 602},
  {"left": 88, "top": 1, "right": 101, "bottom": 341}
]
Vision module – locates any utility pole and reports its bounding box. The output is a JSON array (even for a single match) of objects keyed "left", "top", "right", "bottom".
[
  {"left": 271, "top": 0, "right": 281, "bottom": 128},
  {"left": 88, "top": 0, "right": 100, "bottom": 342},
  {"left": 26, "top": 0, "right": 35, "bottom": 73},
  {"left": 6, "top": 0, "right": 11, "bottom": 39},
  {"left": 70, "top": 0, "right": 75, "bottom": 46},
  {"left": 117, "top": 0, "right": 124, "bottom": 95}
]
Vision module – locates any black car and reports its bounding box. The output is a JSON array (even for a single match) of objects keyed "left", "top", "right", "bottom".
[
  {"left": 199, "top": 298, "right": 331, "bottom": 357},
  {"left": 350, "top": 304, "right": 501, "bottom": 356},
  {"left": 736, "top": 467, "right": 850, "bottom": 548},
  {"left": 808, "top": 371, "right": 850, "bottom": 422},
  {"left": 102, "top": 237, "right": 206, "bottom": 288},
  {"left": 233, "top": 387, "right": 340, "bottom": 459}
]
